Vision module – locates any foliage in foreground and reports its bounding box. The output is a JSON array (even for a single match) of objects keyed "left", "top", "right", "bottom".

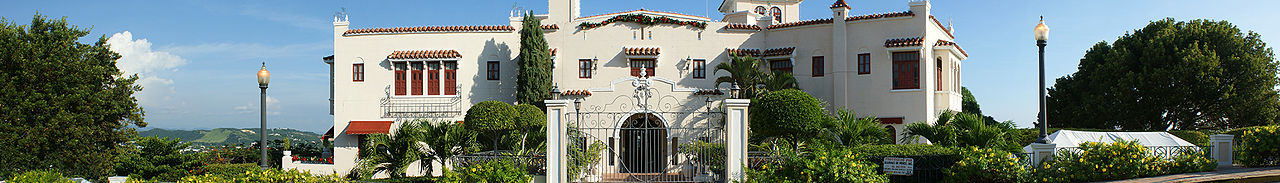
[
  {"left": 744, "top": 145, "right": 887, "bottom": 183},
  {"left": 1235, "top": 125, "right": 1280, "bottom": 167},
  {"left": 749, "top": 89, "right": 828, "bottom": 142},
  {"left": 177, "top": 168, "right": 345, "bottom": 183},
  {"left": 448, "top": 160, "right": 531, "bottom": 183},
  {"left": 0, "top": 14, "right": 147, "bottom": 179},
  {"left": 904, "top": 111, "right": 1020, "bottom": 152},
  {"left": 115, "top": 136, "right": 204, "bottom": 181},
  {"left": 943, "top": 148, "right": 1028, "bottom": 183},
  {"left": 7, "top": 170, "right": 73, "bottom": 183},
  {"left": 1047, "top": 18, "right": 1280, "bottom": 130},
  {"left": 354, "top": 122, "right": 430, "bottom": 179},
  {"left": 1031, "top": 140, "right": 1214, "bottom": 183}
]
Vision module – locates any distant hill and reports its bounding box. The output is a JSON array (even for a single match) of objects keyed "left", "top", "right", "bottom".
[{"left": 139, "top": 128, "right": 325, "bottom": 148}]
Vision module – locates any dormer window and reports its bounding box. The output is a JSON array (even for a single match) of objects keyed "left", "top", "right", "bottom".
[
  {"left": 755, "top": 6, "right": 766, "bottom": 15},
  {"left": 771, "top": 7, "right": 782, "bottom": 22}
]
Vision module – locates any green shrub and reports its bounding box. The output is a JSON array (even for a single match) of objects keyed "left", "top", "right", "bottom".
[
  {"left": 177, "top": 168, "right": 345, "bottom": 183},
  {"left": 944, "top": 147, "right": 1028, "bottom": 183},
  {"left": 826, "top": 108, "right": 892, "bottom": 146},
  {"left": 201, "top": 163, "right": 260, "bottom": 177},
  {"left": 452, "top": 160, "right": 531, "bottom": 183},
  {"left": 8, "top": 170, "right": 72, "bottom": 183},
  {"left": 465, "top": 101, "right": 518, "bottom": 150},
  {"left": 744, "top": 146, "right": 887, "bottom": 183},
  {"left": 1168, "top": 131, "right": 1209, "bottom": 146},
  {"left": 1031, "top": 140, "right": 1214, "bottom": 183},
  {"left": 1235, "top": 126, "right": 1280, "bottom": 167},
  {"left": 750, "top": 89, "right": 828, "bottom": 141},
  {"left": 847, "top": 144, "right": 959, "bottom": 159}
]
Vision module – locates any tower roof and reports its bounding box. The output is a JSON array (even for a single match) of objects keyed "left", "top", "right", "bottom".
[{"left": 831, "top": 0, "right": 851, "bottom": 9}]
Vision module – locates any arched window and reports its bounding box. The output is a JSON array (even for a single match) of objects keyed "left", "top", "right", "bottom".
[
  {"left": 755, "top": 6, "right": 766, "bottom": 15},
  {"left": 771, "top": 7, "right": 782, "bottom": 22},
  {"left": 937, "top": 58, "right": 944, "bottom": 91}
]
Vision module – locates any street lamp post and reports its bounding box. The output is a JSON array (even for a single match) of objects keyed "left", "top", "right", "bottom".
[
  {"left": 1034, "top": 17, "right": 1051, "bottom": 144},
  {"left": 257, "top": 62, "right": 271, "bottom": 169}
]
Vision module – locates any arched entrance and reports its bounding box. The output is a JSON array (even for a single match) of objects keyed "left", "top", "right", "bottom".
[{"left": 620, "top": 113, "right": 667, "bottom": 173}]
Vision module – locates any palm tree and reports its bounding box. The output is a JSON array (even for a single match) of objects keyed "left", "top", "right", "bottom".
[
  {"left": 420, "top": 120, "right": 478, "bottom": 173},
  {"left": 903, "top": 111, "right": 1016, "bottom": 151},
  {"left": 715, "top": 54, "right": 765, "bottom": 99},
  {"left": 827, "top": 108, "right": 891, "bottom": 146},
  {"left": 759, "top": 70, "right": 799, "bottom": 95},
  {"left": 353, "top": 121, "right": 430, "bottom": 179}
]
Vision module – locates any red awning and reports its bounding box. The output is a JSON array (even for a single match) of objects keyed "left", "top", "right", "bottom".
[
  {"left": 345, "top": 121, "right": 393, "bottom": 134},
  {"left": 878, "top": 117, "right": 904, "bottom": 124},
  {"left": 321, "top": 126, "right": 334, "bottom": 140}
]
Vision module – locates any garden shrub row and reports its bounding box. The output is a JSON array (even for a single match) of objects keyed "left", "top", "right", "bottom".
[
  {"left": 943, "top": 140, "right": 1215, "bottom": 183},
  {"left": 175, "top": 168, "right": 346, "bottom": 183},
  {"left": 1233, "top": 125, "right": 1280, "bottom": 167},
  {"left": 744, "top": 146, "right": 887, "bottom": 183}
]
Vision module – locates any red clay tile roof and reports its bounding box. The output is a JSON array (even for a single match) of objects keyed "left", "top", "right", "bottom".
[
  {"left": 934, "top": 40, "right": 968, "bottom": 57},
  {"left": 388, "top": 50, "right": 462, "bottom": 60},
  {"left": 343, "top": 24, "right": 558, "bottom": 36},
  {"left": 726, "top": 48, "right": 761, "bottom": 57},
  {"left": 846, "top": 11, "right": 914, "bottom": 21},
  {"left": 624, "top": 47, "right": 661, "bottom": 55},
  {"left": 578, "top": 9, "right": 711, "bottom": 21},
  {"left": 693, "top": 89, "right": 724, "bottom": 95},
  {"left": 930, "top": 15, "right": 954, "bottom": 39},
  {"left": 562, "top": 90, "right": 592, "bottom": 96},
  {"left": 885, "top": 37, "right": 925, "bottom": 47},
  {"left": 762, "top": 47, "right": 796, "bottom": 57},
  {"left": 767, "top": 18, "right": 833, "bottom": 30},
  {"left": 724, "top": 23, "right": 762, "bottom": 31},
  {"left": 831, "top": 0, "right": 851, "bottom": 9}
]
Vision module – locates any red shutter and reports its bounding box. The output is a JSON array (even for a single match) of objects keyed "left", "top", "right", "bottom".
[
  {"left": 646, "top": 66, "right": 655, "bottom": 77},
  {"left": 411, "top": 62, "right": 423, "bottom": 95},
  {"left": 428, "top": 62, "right": 440, "bottom": 95},
  {"left": 631, "top": 65, "right": 641, "bottom": 77},
  {"left": 394, "top": 63, "right": 407, "bottom": 95},
  {"left": 444, "top": 62, "right": 457, "bottom": 95}
]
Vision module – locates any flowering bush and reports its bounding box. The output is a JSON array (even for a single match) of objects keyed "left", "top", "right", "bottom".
[
  {"left": 1031, "top": 140, "right": 1215, "bottom": 182},
  {"left": 7, "top": 170, "right": 72, "bottom": 183},
  {"left": 177, "top": 168, "right": 345, "bottom": 183},
  {"left": 744, "top": 147, "right": 887, "bottom": 183},
  {"left": 943, "top": 147, "right": 1028, "bottom": 183},
  {"left": 1236, "top": 125, "right": 1280, "bottom": 167},
  {"left": 451, "top": 160, "right": 531, "bottom": 183}
]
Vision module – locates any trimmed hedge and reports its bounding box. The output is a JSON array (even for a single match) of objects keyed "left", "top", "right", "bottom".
[
  {"left": 1167, "top": 131, "right": 1209, "bottom": 146},
  {"left": 464, "top": 101, "right": 518, "bottom": 133},
  {"left": 749, "top": 89, "right": 828, "bottom": 141},
  {"left": 512, "top": 104, "right": 545, "bottom": 130},
  {"left": 847, "top": 144, "right": 959, "bottom": 160}
]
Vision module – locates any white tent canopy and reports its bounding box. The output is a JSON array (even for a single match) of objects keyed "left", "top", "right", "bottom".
[{"left": 1021, "top": 130, "right": 1198, "bottom": 153}]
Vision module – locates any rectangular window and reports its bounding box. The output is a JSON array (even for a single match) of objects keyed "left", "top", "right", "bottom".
[
  {"left": 428, "top": 62, "right": 441, "bottom": 95},
  {"left": 769, "top": 59, "right": 792, "bottom": 74},
  {"left": 692, "top": 59, "right": 706, "bottom": 79},
  {"left": 812, "top": 56, "right": 824, "bottom": 77},
  {"left": 487, "top": 61, "right": 500, "bottom": 80},
  {"left": 411, "top": 62, "right": 424, "bottom": 95},
  {"left": 630, "top": 59, "right": 656, "bottom": 77},
  {"left": 352, "top": 63, "right": 365, "bottom": 82},
  {"left": 394, "top": 62, "right": 407, "bottom": 95},
  {"left": 936, "top": 59, "right": 943, "bottom": 91},
  {"left": 892, "top": 52, "right": 920, "bottom": 90},
  {"left": 444, "top": 61, "right": 457, "bottom": 95},
  {"left": 857, "top": 53, "right": 871, "bottom": 75},
  {"left": 579, "top": 59, "right": 593, "bottom": 79}
]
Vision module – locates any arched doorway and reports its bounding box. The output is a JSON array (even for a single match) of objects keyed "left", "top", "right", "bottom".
[{"left": 620, "top": 113, "right": 667, "bottom": 173}]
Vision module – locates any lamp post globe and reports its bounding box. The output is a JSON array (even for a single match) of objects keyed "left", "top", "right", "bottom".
[
  {"left": 257, "top": 62, "right": 270, "bottom": 169},
  {"left": 1033, "top": 17, "right": 1051, "bottom": 144}
]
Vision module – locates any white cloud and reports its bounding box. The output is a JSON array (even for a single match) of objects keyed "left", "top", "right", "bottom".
[
  {"left": 107, "top": 31, "right": 187, "bottom": 106},
  {"left": 162, "top": 42, "right": 329, "bottom": 61},
  {"left": 235, "top": 96, "right": 281, "bottom": 115}
]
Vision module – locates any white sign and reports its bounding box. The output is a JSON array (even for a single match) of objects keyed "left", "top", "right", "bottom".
[{"left": 883, "top": 157, "right": 914, "bottom": 176}]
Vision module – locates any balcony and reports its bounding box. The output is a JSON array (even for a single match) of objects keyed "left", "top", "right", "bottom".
[{"left": 380, "top": 90, "right": 464, "bottom": 118}]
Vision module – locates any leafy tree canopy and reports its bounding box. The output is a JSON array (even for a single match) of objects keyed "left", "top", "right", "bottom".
[
  {"left": 114, "top": 136, "right": 202, "bottom": 181},
  {"left": 0, "top": 14, "right": 146, "bottom": 179},
  {"left": 750, "top": 89, "right": 827, "bottom": 141},
  {"left": 1047, "top": 18, "right": 1279, "bottom": 130}
]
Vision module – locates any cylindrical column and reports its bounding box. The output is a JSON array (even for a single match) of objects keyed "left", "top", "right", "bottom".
[
  {"left": 261, "top": 85, "right": 269, "bottom": 169},
  {"left": 1036, "top": 41, "right": 1048, "bottom": 143}
]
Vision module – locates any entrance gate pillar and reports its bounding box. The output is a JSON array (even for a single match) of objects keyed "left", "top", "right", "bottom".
[
  {"left": 725, "top": 99, "right": 750, "bottom": 182},
  {"left": 545, "top": 99, "right": 570, "bottom": 183}
]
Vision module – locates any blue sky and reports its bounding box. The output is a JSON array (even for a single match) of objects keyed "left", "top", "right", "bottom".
[{"left": 4, "top": 0, "right": 1279, "bottom": 133}]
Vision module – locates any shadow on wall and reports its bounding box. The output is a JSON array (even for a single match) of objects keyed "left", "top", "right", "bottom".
[{"left": 470, "top": 38, "right": 514, "bottom": 105}]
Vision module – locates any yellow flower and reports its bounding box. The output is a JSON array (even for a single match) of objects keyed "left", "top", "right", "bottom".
[{"left": 1102, "top": 168, "right": 1107, "bottom": 172}]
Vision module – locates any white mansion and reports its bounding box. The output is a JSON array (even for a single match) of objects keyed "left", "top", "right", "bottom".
[{"left": 317, "top": 0, "right": 967, "bottom": 179}]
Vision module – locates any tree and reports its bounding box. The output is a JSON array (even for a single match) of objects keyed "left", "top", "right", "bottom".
[
  {"left": 903, "top": 111, "right": 1018, "bottom": 152},
  {"left": 516, "top": 12, "right": 553, "bottom": 106},
  {"left": 464, "top": 101, "right": 517, "bottom": 151},
  {"left": 715, "top": 54, "right": 766, "bottom": 99},
  {"left": 420, "top": 120, "right": 478, "bottom": 173},
  {"left": 760, "top": 70, "right": 799, "bottom": 93},
  {"left": 512, "top": 104, "right": 546, "bottom": 155},
  {"left": 749, "top": 89, "right": 828, "bottom": 142},
  {"left": 0, "top": 14, "right": 146, "bottom": 178},
  {"left": 114, "top": 136, "right": 202, "bottom": 181},
  {"left": 961, "top": 87, "right": 999, "bottom": 125},
  {"left": 826, "top": 108, "right": 892, "bottom": 146},
  {"left": 353, "top": 122, "right": 428, "bottom": 178},
  {"left": 1047, "top": 18, "right": 1280, "bottom": 130}
]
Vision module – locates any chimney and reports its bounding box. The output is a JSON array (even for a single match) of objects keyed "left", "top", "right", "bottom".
[{"left": 547, "top": 0, "right": 581, "bottom": 23}]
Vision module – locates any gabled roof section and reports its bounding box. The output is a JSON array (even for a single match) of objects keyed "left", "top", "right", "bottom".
[
  {"left": 726, "top": 48, "right": 761, "bottom": 57},
  {"left": 934, "top": 40, "right": 968, "bottom": 57},
  {"left": 388, "top": 50, "right": 462, "bottom": 60},
  {"left": 343, "top": 24, "right": 559, "bottom": 36},
  {"left": 930, "top": 15, "right": 954, "bottom": 39},
  {"left": 577, "top": 9, "right": 711, "bottom": 22},
  {"left": 885, "top": 37, "right": 924, "bottom": 48},
  {"left": 624, "top": 47, "right": 661, "bottom": 56},
  {"left": 831, "top": 0, "right": 851, "bottom": 9},
  {"left": 846, "top": 11, "right": 914, "bottom": 21},
  {"left": 762, "top": 47, "right": 796, "bottom": 57}
]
